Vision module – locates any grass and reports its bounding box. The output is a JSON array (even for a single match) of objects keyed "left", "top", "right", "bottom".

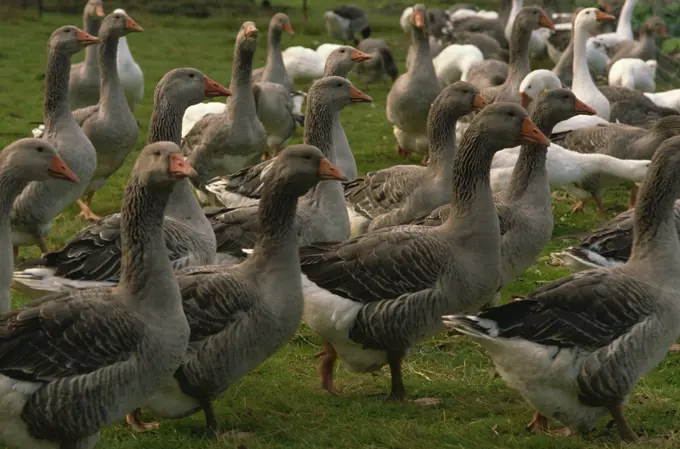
[{"left": 2, "top": 1, "right": 680, "bottom": 448}]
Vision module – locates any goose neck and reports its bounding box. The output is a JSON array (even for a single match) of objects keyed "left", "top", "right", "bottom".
[
  {"left": 44, "top": 50, "right": 73, "bottom": 129},
  {"left": 572, "top": 24, "right": 596, "bottom": 90},
  {"left": 148, "top": 97, "right": 182, "bottom": 145},
  {"left": 118, "top": 178, "right": 176, "bottom": 301},
  {"left": 505, "top": 22, "right": 532, "bottom": 86},
  {"left": 251, "top": 177, "right": 299, "bottom": 262},
  {"left": 229, "top": 43, "right": 256, "bottom": 110},
  {"left": 301, "top": 97, "right": 337, "bottom": 203},
  {"left": 616, "top": 0, "right": 637, "bottom": 38},
  {"left": 83, "top": 14, "right": 101, "bottom": 74},
  {"left": 426, "top": 109, "right": 458, "bottom": 177},
  {"left": 410, "top": 28, "right": 433, "bottom": 72},
  {"left": 98, "top": 31, "right": 125, "bottom": 109},
  {"left": 0, "top": 167, "right": 26, "bottom": 314},
  {"left": 324, "top": 60, "right": 350, "bottom": 78},
  {"left": 264, "top": 29, "right": 284, "bottom": 73}
]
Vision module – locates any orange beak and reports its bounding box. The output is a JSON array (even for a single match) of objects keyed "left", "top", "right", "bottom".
[
  {"left": 319, "top": 158, "right": 347, "bottom": 181},
  {"left": 168, "top": 154, "right": 197, "bottom": 179},
  {"left": 539, "top": 14, "right": 555, "bottom": 31},
  {"left": 349, "top": 86, "right": 373, "bottom": 103},
  {"left": 595, "top": 10, "right": 616, "bottom": 22},
  {"left": 472, "top": 94, "right": 487, "bottom": 110},
  {"left": 520, "top": 92, "right": 532, "bottom": 109},
  {"left": 519, "top": 116, "right": 550, "bottom": 145},
  {"left": 48, "top": 155, "right": 79, "bottom": 183},
  {"left": 245, "top": 23, "right": 258, "bottom": 38},
  {"left": 95, "top": 5, "right": 105, "bottom": 17},
  {"left": 573, "top": 98, "right": 597, "bottom": 115},
  {"left": 412, "top": 11, "right": 425, "bottom": 28},
  {"left": 76, "top": 29, "right": 100, "bottom": 46},
  {"left": 350, "top": 49, "right": 372, "bottom": 62},
  {"left": 125, "top": 16, "right": 144, "bottom": 33},
  {"left": 283, "top": 22, "right": 295, "bottom": 35},
  {"left": 203, "top": 76, "right": 232, "bottom": 98}
]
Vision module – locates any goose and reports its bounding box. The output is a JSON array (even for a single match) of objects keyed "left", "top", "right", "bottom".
[
  {"left": 480, "top": 6, "right": 555, "bottom": 105},
  {"left": 447, "top": 12, "right": 508, "bottom": 48},
  {"left": 204, "top": 46, "right": 371, "bottom": 209},
  {"left": 113, "top": 8, "right": 144, "bottom": 110},
  {"left": 70, "top": 11, "right": 143, "bottom": 222},
  {"left": 447, "top": 29, "right": 508, "bottom": 61},
  {"left": 552, "top": 36, "right": 609, "bottom": 87},
  {"left": 442, "top": 135, "right": 680, "bottom": 442},
  {"left": 608, "top": 58, "right": 656, "bottom": 93},
  {"left": 0, "top": 142, "right": 192, "bottom": 449},
  {"left": 551, "top": 200, "right": 680, "bottom": 272},
  {"left": 11, "top": 27, "right": 99, "bottom": 255},
  {"left": 251, "top": 13, "right": 295, "bottom": 91},
  {"left": 355, "top": 39, "right": 399, "bottom": 86},
  {"left": 343, "top": 82, "right": 486, "bottom": 236},
  {"left": 68, "top": 0, "right": 105, "bottom": 110},
  {"left": 324, "top": 5, "right": 371, "bottom": 45},
  {"left": 386, "top": 4, "right": 441, "bottom": 161},
  {"left": 181, "top": 22, "right": 268, "bottom": 195},
  {"left": 599, "top": 85, "right": 679, "bottom": 127},
  {"left": 504, "top": 0, "right": 554, "bottom": 57},
  {"left": 433, "top": 44, "right": 484, "bottom": 85},
  {"left": 12, "top": 68, "right": 230, "bottom": 297},
  {"left": 282, "top": 46, "right": 325, "bottom": 81},
  {"left": 0, "top": 139, "right": 78, "bottom": 313},
  {"left": 594, "top": 0, "right": 637, "bottom": 48},
  {"left": 553, "top": 116, "right": 680, "bottom": 215},
  {"left": 208, "top": 76, "right": 370, "bottom": 259},
  {"left": 570, "top": 8, "right": 616, "bottom": 120},
  {"left": 405, "top": 34, "right": 445, "bottom": 71},
  {"left": 123, "top": 145, "right": 347, "bottom": 434},
  {"left": 607, "top": 17, "right": 667, "bottom": 68},
  {"left": 645, "top": 89, "right": 680, "bottom": 112},
  {"left": 300, "top": 103, "right": 549, "bottom": 399}
]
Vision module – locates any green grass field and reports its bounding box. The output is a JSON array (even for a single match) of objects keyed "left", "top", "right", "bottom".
[{"left": 2, "top": 1, "right": 680, "bottom": 448}]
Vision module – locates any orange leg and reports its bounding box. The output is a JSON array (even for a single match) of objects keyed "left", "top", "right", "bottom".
[
  {"left": 629, "top": 184, "right": 639, "bottom": 209},
  {"left": 315, "top": 341, "right": 339, "bottom": 394},
  {"left": 571, "top": 200, "right": 586, "bottom": 213},
  {"left": 77, "top": 198, "right": 101, "bottom": 222},
  {"left": 526, "top": 411, "right": 549, "bottom": 434},
  {"left": 126, "top": 408, "right": 161, "bottom": 433}
]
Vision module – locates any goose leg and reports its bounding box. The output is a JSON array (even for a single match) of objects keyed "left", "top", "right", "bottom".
[
  {"left": 608, "top": 404, "right": 638, "bottom": 442},
  {"left": 397, "top": 146, "right": 412, "bottom": 159},
  {"left": 629, "top": 184, "right": 639, "bottom": 209},
  {"left": 571, "top": 200, "right": 586, "bottom": 213},
  {"left": 526, "top": 411, "right": 549, "bottom": 434},
  {"left": 593, "top": 195, "right": 607, "bottom": 217},
  {"left": 126, "top": 408, "right": 161, "bottom": 432},
  {"left": 199, "top": 398, "right": 220, "bottom": 437},
  {"left": 387, "top": 350, "right": 406, "bottom": 401},
  {"left": 77, "top": 199, "right": 101, "bottom": 222},
  {"left": 315, "top": 341, "right": 338, "bottom": 394}
]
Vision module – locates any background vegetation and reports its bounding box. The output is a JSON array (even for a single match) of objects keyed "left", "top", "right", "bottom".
[{"left": 1, "top": 0, "right": 679, "bottom": 447}]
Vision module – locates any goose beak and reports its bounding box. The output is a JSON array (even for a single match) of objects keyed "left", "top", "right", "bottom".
[
  {"left": 520, "top": 92, "right": 532, "bottom": 109},
  {"left": 125, "top": 16, "right": 144, "bottom": 33},
  {"left": 203, "top": 76, "right": 232, "bottom": 97},
  {"left": 168, "top": 154, "right": 197, "bottom": 180},
  {"left": 319, "top": 158, "right": 347, "bottom": 181},
  {"left": 472, "top": 94, "right": 487, "bottom": 110},
  {"left": 412, "top": 11, "right": 425, "bottom": 28},
  {"left": 48, "top": 156, "right": 79, "bottom": 183},
  {"left": 595, "top": 10, "right": 616, "bottom": 22},
  {"left": 349, "top": 86, "right": 373, "bottom": 103},
  {"left": 244, "top": 24, "right": 258, "bottom": 38},
  {"left": 283, "top": 22, "right": 295, "bottom": 35},
  {"left": 573, "top": 98, "right": 597, "bottom": 115},
  {"left": 95, "top": 5, "right": 105, "bottom": 17},
  {"left": 539, "top": 14, "right": 555, "bottom": 31},
  {"left": 519, "top": 116, "right": 550, "bottom": 146},
  {"left": 76, "top": 29, "right": 100, "bottom": 46},
  {"left": 350, "top": 49, "right": 372, "bottom": 62}
]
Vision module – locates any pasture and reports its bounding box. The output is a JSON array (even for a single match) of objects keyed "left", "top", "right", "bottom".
[{"left": 2, "top": 1, "right": 680, "bottom": 447}]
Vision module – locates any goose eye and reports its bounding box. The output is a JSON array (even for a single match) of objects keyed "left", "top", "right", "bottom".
[
  {"left": 336, "top": 83, "right": 342, "bottom": 87},
  {"left": 64, "top": 29, "right": 71, "bottom": 33},
  {"left": 154, "top": 150, "right": 161, "bottom": 156},
  {"left": 189, "top": 73, "right": 195, "bottom": 78},
  {"left": 36, "top": 146, "right": 44, "bottom": 153},
  {"left": 114, "top": 14, "right": 120, "bottom": 19}
]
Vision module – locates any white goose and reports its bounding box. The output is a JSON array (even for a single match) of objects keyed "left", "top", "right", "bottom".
[
  {"left": 433, "top": 44, "right": 484, "bottom": 85},
  {"left": 608, "top": 58, "right": 657, "bottom": 93},
  {"left": 113, "top": 8, "right": 143, "bottom": 110},
  {"left": 594, "top": 0, "right": 638, "bottom": 49},
  {"left": 571, "top": 8, "right": 616, "bottom": 120}
]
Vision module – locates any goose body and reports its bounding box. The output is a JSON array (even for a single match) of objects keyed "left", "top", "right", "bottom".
[
  {"left": 12, "top": 68, "right": 230, "bottom": 297},
  {"left": 645, "top": 89, "right": 680, "bottom": 112},
  {"left": 68, "top": 0, "right": 105, "bottom": 110},
  {"left": 593, "top": 0, "right": 637, "bottom": 48},
  {"left": 433, "top": 44, "right": 483, "bottom": 85},
  {"left": 113, "top": 9, "right": 143, "bottom": 110},
  {"left": 443, "top": 135, "right": 680, "bottom": 442},
  {"left": 324, "top": 5, "right": 370, "bottom": 44},
  {"left": 608, "top": 59, "right": 656, "bottom": 93},
  {"left": 282, "top": 46, "right": 325, "bottom": 81}
]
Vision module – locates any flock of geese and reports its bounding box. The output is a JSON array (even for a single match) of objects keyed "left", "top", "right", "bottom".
[{"left": 2, "top": 0, "right": 680, "bottom": 447}]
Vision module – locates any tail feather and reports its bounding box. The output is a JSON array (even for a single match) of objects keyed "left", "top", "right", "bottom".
[
  {"left": 441, "top": 314, "right": 500, "bottom": 340},
  {"left": 12, "top": 268, "right": 115, "bottom": 298}
]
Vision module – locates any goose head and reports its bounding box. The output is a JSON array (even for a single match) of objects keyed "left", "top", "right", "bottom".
[
  {"left": 308, "top": 76, "right": 373, "bottom": 111},
  {"left": 515, "top": 6, "right": 555, "bottom": 33},
  {"left": 2, "top": 138, "right": 79, "bottom": 183},
  {"left": 155, "top": 68, "right": 231, "bottom": 109},
  {"left": 574, "top": 7, "right": 615, "bottom": 36},
  {"left": 410, "top": 4, "right": 429, "bottom": 33},
  {"left": 534, "top": 89, "right": 597, "bottom": 126},
  {"left": 325, "top": 46, "right": 372, "bottom": 77},
  {"left": 269, "top": 144, "right": 347, "bottom": 196},
  {"left": 137, "top": 142, "right": 197, "bottom": 187},
  {"left": 271, "top": 12, "right": 294, "bottom": 35},
  {"left": 435, "top": 81, "right": 487, "bottom": 118},
  {"left": 85, "top": 0, "right": 105, "bottom": 19},
  {"left": 101, "top": 10, "right": 144, "bottom": 38},
  {"left": 237, "top": 21, "right": 259, "bottom": 52},
  {"left": 640, "top": 16, "right": 667, "bottom": 38},
  {"left": 519, "top": 70, "right": 563, "bottom": 108},
  {"left": 49, "top": 25, "right": 100, "bottom": 55},
  {"left": 471, "top": 103, "right": 551, "bottom": 147}
]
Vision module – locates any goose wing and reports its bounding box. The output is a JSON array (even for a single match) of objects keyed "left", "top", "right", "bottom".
[
  {"left": 210, "top": 206, "right": 261, "bottom": 254},
  {"left": 300, "top": 226, "right": 445, "bottom": 303},
  {"left": 468, "top": 270, "right": 652, "bottom": 350},
  {"left": 343, "top": 166, "right": 424, "bottom": 218},
  {"left": 0, "top": 291, "right": 144, "bottom": 382},
  {"left": 72, "top": 104, "right": 100, "bottom": 127}
]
